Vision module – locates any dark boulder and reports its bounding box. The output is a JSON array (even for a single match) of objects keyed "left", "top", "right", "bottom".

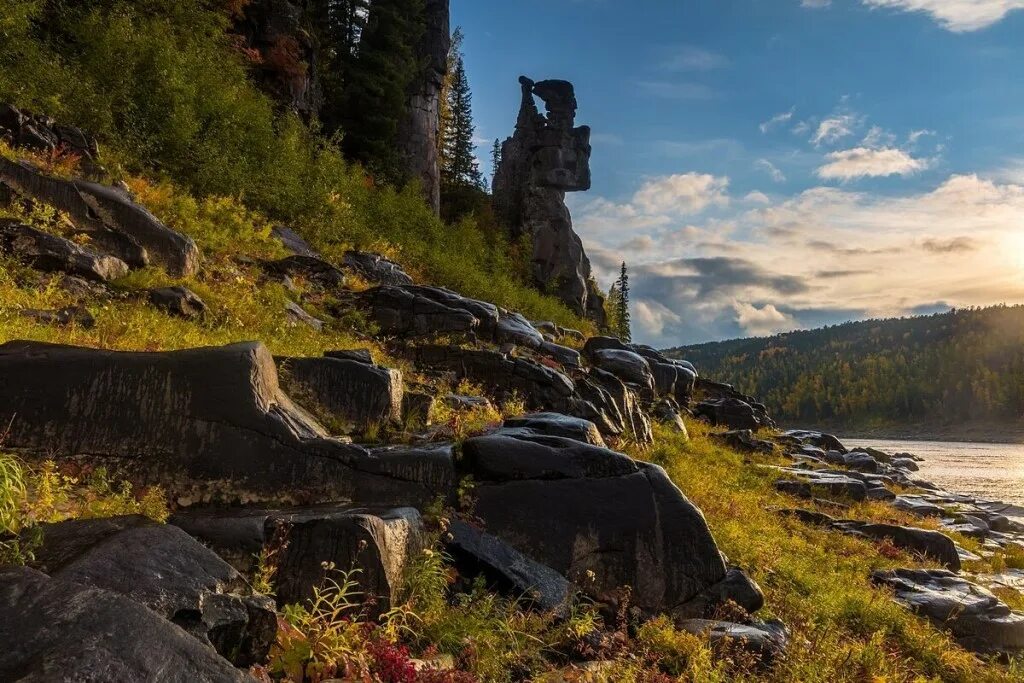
[
  {"left": 172, "top": 505, "right": 427, "bottom": 617},
  {"left": 591, "top": 348, "right": 654, "bottom": 394},
  {"left": 149, "top": 286, "right": 207, "bottom": 319},
  {"left": 264, "top": 254, "right": 345, "bottom": 288},
  {"left": 834, "top": 522, "right": 960, "bottom": 570},
  {"left": 358, "top": 285, "right": 480, "bottom": 337},
  {"left": 446, "top": 520, "right": 573, "bottom": 615},
  {"left": 495, "top": 310, "right": 545, "bottom": 348},
  {"left": 783, "top": 430, "right": 847, "bottom": 454},
  {"left": 276, "top": 355, "right": 403, "bottom": 434},
  {"left": 0, "top": 157, "right": 200, "bottom": 275},
  {"left": 0, "top": 103, "right": 100, "bottom": 170},
  {"left": 893, "top": 496, "right": 945, "bottom": 518},
  {"left": 673, "top": 567, "right": 765, "bottom": 619},
  {"left": 324, "top": 348, "right": 374, "bottom": 364},
  {"left": 28, "top": 515, "right": 275, "bottom": 666},
  {"left": 342, "top": 250, "right": 414, "bottom": 286},
  {"left": 694, "top": 397, "right": 767, "bottom": 431},
  {"left": 0, "top": 341, "right": 454, "bottom": 506},
  {"left": 872, "top": 568, "right": 1024, "bottom": 656},
  {"left": 651, "top": 399, "right": 689, "bottom": 435},
  {"left": 582, "top": 335, "right": 630, "bottom": 358},
  {"left": 713, "top": 429, "right": 774, "bottom": 454},
  {"left": 463, "top": 431, "right": 728, "bottom": 618},
  {"left": 587, "top": 367, "right": 653, "bottom": 445},
  {"left": 0, "top": 220, "right": 129, "bottom": 282},
  {"left": 270, "top": 225, "right": 319, "bottom": 258},
  {"left": 0, "top": 567, "right": 252, "bottom": 682},
  {"left": 283, "top": 300, "right": 325, "bottom": 331},
  {"left": 19, "top": 305, "right": 95, "bottom": 329},
  {"left": 442, "top": 394, "right": 495, "bottom": 411},
  {"left": 503, "top": 413, "right": 606, "bottom": 447},
  {"left": 539, "top": 340, "right": 582, "bottom": 367},
  {"left": 402, "top": 390, "right": 436, "bottom": 427}
]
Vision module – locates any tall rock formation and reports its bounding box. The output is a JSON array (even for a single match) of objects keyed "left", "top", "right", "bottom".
[
  {"left": 493, "top": 77, "right": 606, "bottom": 324},
  {"left": 397, "top": 0, "right": 450, "bottom": 213}
]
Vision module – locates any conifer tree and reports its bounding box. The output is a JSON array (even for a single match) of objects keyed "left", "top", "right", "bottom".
[
  {"left": 339, "top": 0, "right": 425, "bottom": 184},
  {"left": 440, "top": 29, "right": 482, "bottom": 189},
  {"left": 313, "top": 0, "right": 369, "bottom": 133},
  {"left": 490, "top": 138, "right": 502, "bottom": 190},
  {"left": 616, "top": 262, "right": 632, "bottom": 343},
  {"left": 605, "top": 281, "right": 623, "bottom": 337}
]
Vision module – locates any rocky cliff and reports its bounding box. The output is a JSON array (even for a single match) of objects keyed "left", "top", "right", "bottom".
[{"left": 493, "top": 77, "right": 606, "bottom": 324}]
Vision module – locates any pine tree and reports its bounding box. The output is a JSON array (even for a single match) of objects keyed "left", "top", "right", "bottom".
[
  {"left": 437, "top": 27, "right": 462, "bottom": 169},
  {"left": 339, "top": 0, "right": 425, "bottom": 184},
  {"left": 489, "top": 138, "right": 502, "bottom": 191},
  {"left": 616, "top": 262, "right": 632, "bottom": 343},
  {"left": 605, "top": 281, "right": 623, "bottom": 337},
  {"left": 313, "top": 0, "right": 370, "bottom": 133},
  {"left": 440, "top": 29, "right": 482, "bottom": 189}
]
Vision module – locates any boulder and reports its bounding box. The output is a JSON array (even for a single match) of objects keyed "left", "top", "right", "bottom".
[
  {"left": 677, "top": 618, "right": 789, "bottom": 663},
  {"left": 442, "top": 394, "right": 495, "bottom": 411},
  {"left": 0, "top": 157, "right": 200, "bottom": 276},
  {"left": 694, "top": 397, "right": 767, "bottom": 431},
  {"left": 358, "top": 285, "right": 480, "bottom": 338},
  {"left": 270, "top": 225, "right": 319, "bottom": 257},
  {"left": 872, "top": 568, "right": 1024, "bottom": 656},
  {"left": 0, "top": 567, "right": 252, "bottom": 682},
  {"left": 342, "top": 250, "right": 414, "bottom": 286},
  {"left": 590, "top": 349, "right": 654, "bottom": 394},
  {"left": 28, "top": 516, "right": 275, "bottom": 666},
  {"left": 19, "top": 305, "right": 95, "bottom": 329},
  {"left": 503, "top": 413, "right": 606, "bottom": 447},
  {"left": 149, "top": 286, "right": 207, "bottom": 319},
  {"left": 402, "top": 390, "right": 436, "bottom": 427},
  {"left": 0, "top": 220, "right": 129, "bottom": 281},
  {"left": 264, "top": 254, "right": 345, "bottom": 288},
  {"left": 783, "top": 430, "right": 847, "bottom": 454},
  {"left": 0, "top": 103, "right": 100, "bottom": 170},
  {"left": 538, "top": 340, "right": 581, "bottom": 368},
  {"left": 651, "top": 399, "right": 689, "bottom": 435},
  {"left": 494, "top": 310, "right": 545, "bottom": 348},
  {"left": 324, "top": 348, "right": 374, "bottom": 364},
  {"left": 587, "top": 367, "right": 653, "bottom": 445},
  {"left": 893, "top": 496, "right": 945, "bottom": 518},
  {"left": 582, "top": 335, "right": 630, "bottom": 358},
  {"left": 713, "top": 429, "right": 773, "bottom": 454},
  {"left": 276, "top": 355, "right": 403, "bottom": 434},
  {"left": 172, "top": 505, "right": 426, "bottom": 617},
  {"left": 462, "top": 431, "right": 729, "bottom": 618},
  {"left": 446, "top": 520, "right": 573, "bottom": 615},
  {"left": 283, "top": 300, "right": 324, "bottom": 331},
  {"left": 673, "top": 567, "right": 765, "bottom": 619},
  {"left": 0, "top": 341, "right": 454, "bottom": 506}
]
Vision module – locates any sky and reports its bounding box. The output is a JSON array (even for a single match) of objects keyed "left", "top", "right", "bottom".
[{"left": 452, "top": 0, "right": 1024, "bottom": 347}]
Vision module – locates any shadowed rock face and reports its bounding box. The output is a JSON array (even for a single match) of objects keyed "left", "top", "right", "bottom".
[
  {"left": 0, "top": 567, "right": 253, "bottom": 683},
  {"left": 492, "top": 77, "right": 605, "bottom": 323},
  {"left": 397, "top": 0, "right": 450, "bottom": 213},
  {"left": 0, "top": 157, "right": 200, "bottom": 276},
  {"left": 0, "top": 341, "right": 453, "bottom": 506}
]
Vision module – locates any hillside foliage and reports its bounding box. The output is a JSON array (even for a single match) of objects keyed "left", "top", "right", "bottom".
[{"left": 666, "top": 305, "right": 1024, "bottom": 427}]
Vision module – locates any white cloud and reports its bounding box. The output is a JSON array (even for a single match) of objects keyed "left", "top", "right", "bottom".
[
  {"left": 760, "top": 108, "right": 795, "bottom": 133},
  {"left": 811, "top": 114, "right": 859, "bottom": 145},
  {"left": 907, "top": 129, "right": 936, "bottom": 145},
  {"left": 755, "top": 158, "right": 787, "bottom": 182},
  {"left": 817, "top": 147, "right": 930, "bottom": 180},
  {"left": 634, "top": 300, "right": 684, "bottom": 338},
  {"left": 632, "top": 173, "right": 731, "bottom": 214},
  {"left": 744, "top": 191, "right": 772, "bottom": 204},
  {"left": 862, "top": 0, "right": 1024, "bottom": 32},
  {"left": 802, "top": 0, "right": 832, "bottom": 7},
  {"left": 733, "top": 302, "right": 798, "bottom": 336},
  {"left": 660, "top": 45, "right": 729, "bottom": 71},
  {"left": 862, "top": 125, "right": 897, "bottom": 148}
]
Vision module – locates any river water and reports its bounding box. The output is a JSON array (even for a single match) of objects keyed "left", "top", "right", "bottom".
[{"left": 845, "top": 437, "right": 1024, "bottom": 506}]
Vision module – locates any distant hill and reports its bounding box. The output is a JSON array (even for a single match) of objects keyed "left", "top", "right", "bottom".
[{"left": 664, "top": 305, "right": 1024, "bottom": 430}]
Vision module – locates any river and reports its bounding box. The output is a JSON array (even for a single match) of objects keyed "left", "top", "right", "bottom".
[{"left": 845, "top": 437, "right": 1024, "bottom": 506}]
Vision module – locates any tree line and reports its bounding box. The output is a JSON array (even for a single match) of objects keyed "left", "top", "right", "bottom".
[{"left": 665, "top": 305, "right": 1024, "bottom": 426}]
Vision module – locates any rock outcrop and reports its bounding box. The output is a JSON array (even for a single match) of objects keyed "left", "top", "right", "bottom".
[
  {"left": 492, "top": 77, "right": 604, "bottom": 323},
  {"left": 0, "top": 103, "right": 102, "bottom": 176},
  {"left": 0, "top": 157, "right": 200, "bottom": 276},
  {"left": 0, "top": 219, "right": 129, "bottom": 282},
  {"left": 0, "top": 340, "right": 453, "bottom": 506},
  {"left": 397, "top": 0, "right": 450, "bottom": 213}
]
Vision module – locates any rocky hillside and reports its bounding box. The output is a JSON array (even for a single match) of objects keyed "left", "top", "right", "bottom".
[{"left": 0, "top": 105, "right": 1023, "bottom": 682}]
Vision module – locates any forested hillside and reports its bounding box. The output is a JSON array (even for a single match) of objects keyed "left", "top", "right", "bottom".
[{"left": 666, "top": 305, "right": 1024, "bottom": 428}]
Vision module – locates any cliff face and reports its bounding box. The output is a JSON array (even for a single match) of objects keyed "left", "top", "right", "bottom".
[
  {"left": 493, "top": 77, "right": 606, "bottom": 324},
  {"left": 397, "top": 0, "right": 450, "bottom": 213},
  {"left": 234, "top": 0, "right": 450, "bottom": 214}
]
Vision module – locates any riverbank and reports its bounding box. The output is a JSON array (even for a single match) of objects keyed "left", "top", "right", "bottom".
[{"left": 798, "top": 420, "right": 1024, "bottom": 445}]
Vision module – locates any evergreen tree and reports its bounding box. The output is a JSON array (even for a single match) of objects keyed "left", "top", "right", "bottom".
[
  {"left": 605, "top": 281, "right": 623, "bottom": 337},
  {"left": 339, "top": 0, "right": 425, "bottom": 184},
  {"left": 312, "top": 0, "right": 370, "bottom": 133},
  {"left": 489, "top": 138, "right": 502, "bottom": 191},
  {"left": 616, "top": 262, "right": 632, "bottom": 343},
  {"left": 438, "top": 27, "right": 462, "bottom": 170},
  {"left": 440, "top": 30, "right": 482, "bottom": 189}
]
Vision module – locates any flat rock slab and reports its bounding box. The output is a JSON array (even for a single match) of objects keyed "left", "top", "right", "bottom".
[
  {"left": 677, "top": 618, "right": 789, "bottom": 663},
  {"left": 0, "top": 341, "right": 454, "bottom": 507},
  {"left": 342, "top": 250, "right": 413, "bottom": 286},
  {"left": 0, "top": 567, "right": 252, "bottom": 682},
  {"left": 503, "top": 413, "right": 606, "bottom": 447},
  {"left": 873, "top": 568, "right": 1024, "bottom": 656},
  {"left": 446, "top": 520, "right": 573, "bottom": 616}
]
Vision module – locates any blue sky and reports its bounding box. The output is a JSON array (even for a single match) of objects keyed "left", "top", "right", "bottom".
[{"left": 452, "top": 0, "right": 1024, "bottom": 346}]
